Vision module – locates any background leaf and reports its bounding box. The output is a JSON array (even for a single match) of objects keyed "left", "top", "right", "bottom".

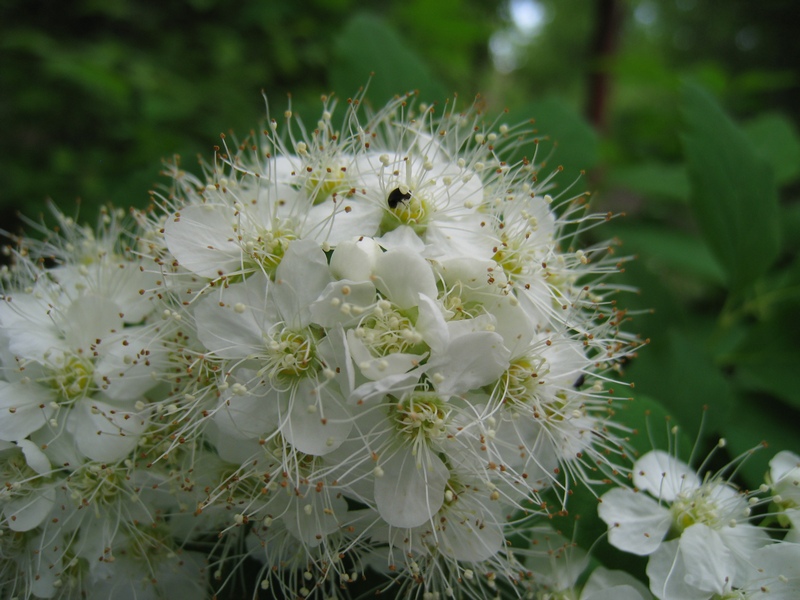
[
  {"left": 331, "top": 13, "right": 448, "bottom": 106},
  {"left": 607, "top": 223, "right": 726, "bottom": 285},
  {"left": 680, "top": 84, "right": 781, "bottom": 291},
  {"left": 607, "top": 162, "right": 690, "bottom": 205},
  {"left": 744, "top": 112, "right": 800, "bottom": 186},
  {"left": 507, "top": 96, "right": 600, "bottom": 178}
]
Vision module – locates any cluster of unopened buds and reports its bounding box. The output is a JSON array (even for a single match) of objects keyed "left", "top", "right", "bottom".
[{"left": 1, "top": 90, "right": 797, "bottom": 599}]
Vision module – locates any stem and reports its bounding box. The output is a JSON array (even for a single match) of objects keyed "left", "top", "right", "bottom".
[{"left": 586, "top": 0, "right": 624, "bottom": 133}]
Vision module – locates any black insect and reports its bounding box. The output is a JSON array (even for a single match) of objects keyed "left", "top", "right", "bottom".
[
  {"left": 573, "top": 373, "right": 586, "bottom": 389},
  {"left": 387, "top": 187, "right": 411, "bottom": 209}
]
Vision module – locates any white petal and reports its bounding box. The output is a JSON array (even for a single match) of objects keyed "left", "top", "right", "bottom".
[
  {"left": 17, "top": 439, "right": 51, "bottom": 475},
  {"left": 422, "top": 215, "right": 496, "bottom": 260},
  {"left": 63, "top": 295, "right": 126, "bottom": 351},
  {"left": 428, "top": 331, "right": 510, "bottom": 396},
  {"left": 212, "top": 379, "right": 279, "bottom": 439},
  {"left": 584, "top": 585, "right": 649, "bottom": 600},
  {"left": 0, "top": 381, "right": 51, "bottom": 442},
  {"left": 280, "top": 379, "right": 352, "bottom": 456},
  {"left": 483, "top": 294, "right": 534, "bottom": 354},
  {"left": 375, "top": 225, "right": 427, "bottom": 254},
  {"left": 440, "top": 495, "right": 504, "bottom": 562},
  {"left": 194, "top": 276, "right": 271, "bottom": 358},
  {"left": 524, "top": 528, "right": 588, "bottom": 589},
  {"left": 770, "top": 449, "right": 800, "bottom": 480},
  {"left": 309, "top": 280, "right": 376, "bottom": 328},
  {"left": 785, "top": 509, "right": 800, "bottom": 543},
  {"left": 583, "top": 567, "right": 652, "bottom": 600},
  {"left": 346, "top": 330, "right": 424, "bottom": 380},
  {"left": 305, "top": 196, "right": 383, "bottom": 244},
  {"left": 28, "top": 531, "right": 63, "bottom": 598},
  {"left": 679, "top": 524, "right": 732, "bottom": 594},
  {"left": 0, "top": 291, "right": 52, "bottom": 328},
  {"left": 375, "top": 447, "right": 448, "bottom": 528},
  {"left": 4, "top": 320, "right": 65, "bottom": 364},
  {"left": 350, "top": 369, "right": 422, "bottom": 405},
  {"left": 488, "top": 417, "right": 558, "bottom": 484},
  {"left": 272, "top": 239, "right": 332, "bottom": 328},
  {"left": 283, "top": 488, "right": 349, "bottom": 547},
  {"left": 329, "top": 238, "right": 381, "bottom": 281},
  {"left": 30, "top": 427, "right": 83, "bottom": 470},
  {"left": 633, "top": 450, "right": 700, "bottom": 502},
  {"left": 747, "top": 542, "right": 800, "bottom": 599},
  {"left": 100, "top": 261, "right": 160, "bottom": 323},
  {"left": 770, "top": 450, "right": 800, "bottom": 504},
  {"left": 646, "top": 540, "right": 709, "bottom": 600},
  {"left": 163, "top": 204, "right": 243, "bottom": 278},
  {"left": 4, "top": 487, "right": 55, "bottom": 532},
  {"left": 151, "top": 551, "right": 209, "bottom": 598},
  {"left": 71, "top": 398, "right": 149, "bottom": 461},
  {"left": 374, "top": 250, "right": 437, "bottom": 310},
  {"left": 598, "top": 487, "right": 672, "bottom": 555},
  {"left": 317, "top": 328, "right": 356, "bottom": 398},
  {"left": 93, "top": 327, "right": 166, "bottom": 401},
  {"left": 206, "top": 420, "right": 265, "bottom": 464},
  {"left": 416, "top": 294, "right": 449, "bottom": 355},
  {"left": 717, "top": 522, "right": 770, "bottom": 586}
]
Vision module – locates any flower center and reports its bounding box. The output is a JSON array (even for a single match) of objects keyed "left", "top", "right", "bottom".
[
  {"left": 439, "top": 281, "right": 485, "bottom": 321},
  {"left": 669, "top": 486, "right": 724, "bottom": 535},
  {"left": 379, "top": 189, "right": 431, "bottom": 235},
  {"left": 242, "top": 223, "right": 298, "bottom": 278},
  {"left": 354, "top": 301, "right": 426, "bottom": 356},
  {"left": 0, "top": 528, "right": 30, "bottom": 561},
  {"left": 390, "top": 392, "right": 450, "bottom": 449},
  {"left": 303, "top": 164, "right": 348, "bottom": 205},
  {"left": 0, "top": 450, "right": 43, "bottom": 505},
  {"left": 498, "top": 356, "right": 549, "bottom": 409},
  {"left": 47, "top": 353, "right": 95, "bottom": 405},
  {"left": 492, "top": 236, "right": 530, "bottom": 280},
  {"left": 261, "top": 329, "right": 318, "bottom": 380},
  {"left": 68, "top": 464, "right": 125, "bottom": 509}
]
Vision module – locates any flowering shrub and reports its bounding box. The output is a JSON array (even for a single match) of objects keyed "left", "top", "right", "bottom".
[{"left": 1, "top": 90, "right": 797, "bottom": 599}]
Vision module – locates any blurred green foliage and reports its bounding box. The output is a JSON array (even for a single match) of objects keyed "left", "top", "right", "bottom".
[
  {"left": 3, "top": 0, "right": 800, "bottom": 592},
  {"left": 0, "top": 0, "right": 501, "bottom": 221}
]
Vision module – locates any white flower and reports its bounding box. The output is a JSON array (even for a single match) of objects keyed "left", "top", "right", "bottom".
[
  {"left": 769, "top": 450, "right": 800, "bottom": 510},
  {"left": 599, "top": 449, "right": 770, "bottom": 599},
  {"left": 0, "top": 90, "right": 639, "bottom": 599},
  {"left": 739, "top": 541, "right": 800, "bottom": 599},
  {"left": 0, "top": 440, "right": 55, "bottom": 532},
  {"left": 473, "top": 328, "right": 624, "bottom": 508},
  {"left": 193, "top": 248, "right": 354, "bottom": 457},
  {"left": 0, "top": 288, "right": 158, "bottom": 460}
]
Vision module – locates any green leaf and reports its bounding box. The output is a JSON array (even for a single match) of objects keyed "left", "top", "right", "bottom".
[
  {"left": 606, "top": 223, "right": 726, "bottom": 285},
  {"left": 607, "top": 162, "right": 690, "bottom": 204},
  {"left": 625, "top": 328, "right": 734, "bottom": 439},
  {"left": 722, "top": 394, "right": 800, "bottom": 488},
  {"left": 727, "top": 259, "right": 800, "bottom": 408},
  {"left": 680, "top": 84, "right": 780, "bottom": 291},
  {"left": 744, "top": 112, "right": 800, "bottom": 186},
  {"left": 781, "top": 202, "right": 800, "bottom": 254},
  {"left": 330, "top": 13, "right": 447, "bottom": 105},
  {"left": 507, "top": 96, "right": 599, "bottom": 178},
  {"left": 616, "top": 394, "right": 693, "bottom": 460}
]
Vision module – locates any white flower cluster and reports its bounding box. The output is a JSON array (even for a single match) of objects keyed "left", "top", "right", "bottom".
[
  {"left": 1, "top": 91, "right": 640, "bottom": 598},
  {"left": 599, "top": 446, "right": 800, "bottom": 600}
]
